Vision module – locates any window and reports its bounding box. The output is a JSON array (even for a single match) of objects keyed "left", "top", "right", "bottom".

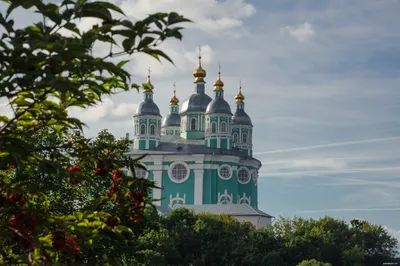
[
  {"left": 211, "top": 122, "right": 217, "bottom": 133},
  {"left": 237, "top": 167, "right": 250, "bottom": 184},
  {"left": 150, "top": 124, "right": 155, "bottom": 135},
  {"left": 233, "top": 133, "right": 238, "bottom": 143},
  {"left": 190, "top": 118, "right": 197, "bottom": 130},
  {"left": 221, "top": 122, "right": 227, "bottom": 133},
  {"left": 134, "top": 165, "right": 148, "bottom": 179},
  {"left": 140, "top": 124, "right": 146, "bottom": 134},
  {"left": 168, "top": 162, "right": 190, "bottom": 183},
  {"left": 218, "top": 165, "right": 232, "bottom": 180},
  {"left": 242, "top": 133, "right": 247, "bottom": 143}
]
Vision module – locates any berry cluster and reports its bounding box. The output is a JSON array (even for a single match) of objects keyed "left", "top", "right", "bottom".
[
  {"left": 8, "top": 212, "right": 38, "bottom": 251},
  {"left": 52, "top": 231, "right": 81, "bottom": 254}
]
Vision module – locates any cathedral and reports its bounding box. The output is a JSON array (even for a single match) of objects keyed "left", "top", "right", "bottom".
[{"left": 125, "top": 56, "right": 273, "bottom": 228}]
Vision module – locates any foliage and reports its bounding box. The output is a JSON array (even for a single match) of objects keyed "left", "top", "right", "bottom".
[
  {"left": 0, "top": 0, "right": 190, "bottom": 264},
  {"left": 297, "top": 259, "right": 332, "bottom": 266},
  {"left": 127, "top": 210, "right": 399, "bottom": 266}
]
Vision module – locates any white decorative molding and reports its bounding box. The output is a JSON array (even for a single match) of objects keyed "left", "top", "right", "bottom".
[
  {"left": 168, "top": 161, "right": 190, "bottom": 183},
  {"left": 237, "top": 192, "right": 251, "bottom": 205},
  {"left": 218, "top": 189, "right": 233, "bottom": 204},
  {"left": 218, "top": 164, "right": 233, "bottom": 180},
  {"left": 169, "top": 192, "right": 186, "bottom": 208},
  {"left": 252, "top": 169, "right": 259, "bottom": 186}
]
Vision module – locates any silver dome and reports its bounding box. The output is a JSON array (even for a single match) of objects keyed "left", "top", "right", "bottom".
[
  {"left": 134, "top": 100, "right": 161, "bottom": 117},
  {"left": 162, "top": 113, "right": 181, "bottom": 127},
  {"left": 232, "top": 109, "right": 252, "bottom": 126},
  {"left": 205, "top": 97, "right": 232, "bottom": 115},
  {"left": 180, "top": 93, "right": 212, "bottom": 115}
]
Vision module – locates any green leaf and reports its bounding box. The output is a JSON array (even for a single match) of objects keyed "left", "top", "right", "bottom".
[
  {"left": 141, "top": 48, "right": 174, "bottom": 65},
  {"left": 137, "top": 37, "right": 155, "bottom": 50},
  {"left": 117, "top": 60, "right": 130, "bottom": 68},
  {"left": 122, "top": 38, "right": 135, "bottom": 52}
]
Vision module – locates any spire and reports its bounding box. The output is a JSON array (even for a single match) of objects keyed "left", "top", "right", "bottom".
[
  {"left": 145, "top": 67, "right": 154, "bottom": 92},
  {"left": 192, "top": 47, "right": 207, "bottom": 83},
  {"left": 213, "top": 65, "right": 224, "bottom": 91},
  {"left": 170, "top": 82, "right": 179, "bottom": 106},
  {"left": 235, "top": 81, "right": 245, "bottom": 104}
]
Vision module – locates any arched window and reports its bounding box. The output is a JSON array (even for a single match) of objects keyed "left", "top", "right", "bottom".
[
  {"left": 233, "top": 133, "right": 238, "bottom": 143},
  {"left": 140, "top": 124, "right": 146, "bottom": 134},
  {"left": 221, "top": 122, "right": 227, "bottom": 133},
  {"left": 242, "top": 133, "right": 247, "bottom": 143},
  {"left": 150, "top": 124, "right": 155, "bottom": 135},
  {"left": 211, "top": 122, "right": 217, "bottom": 133},
  {"left": 190, "top": 118, "right": 197, "bottom": 130}
]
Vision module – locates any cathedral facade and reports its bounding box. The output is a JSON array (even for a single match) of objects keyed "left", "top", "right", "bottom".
[{"left": 125, "top": 56, "right": 272, "bottom": 226}]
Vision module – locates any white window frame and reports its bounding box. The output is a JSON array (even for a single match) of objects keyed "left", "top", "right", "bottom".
[
  {"left": 218, "top": 164, "right": 233, "bottom": 180},
  {"left": 237, "top": 167, "right": 251, "bottom": 184},
  {"left": 168, "top": 161, "right": 190, "bottom": 184}
]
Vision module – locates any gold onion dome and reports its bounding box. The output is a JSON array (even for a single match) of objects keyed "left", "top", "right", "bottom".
[
  {"left": 170, "top": 83, "right": 179, "bottom": 105},
  {"left": 192, "top": 56, "right": 207, "bottom": 83},
  {"left": 235, "top": 86, "right": 245, "bottom": 103},
  {"left": 213, "top": 71, "right": 224, "bottom": 91},
  {"left": 144, "top": 68, "right": 154, "bottom": 92}
]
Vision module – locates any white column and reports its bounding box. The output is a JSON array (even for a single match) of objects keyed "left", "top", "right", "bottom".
[
  {"left": 151, "top": 155, "right": 164, "bottom": 206},
  {"left": 194, "top": 169, "right": 204, "bottom": 204}
]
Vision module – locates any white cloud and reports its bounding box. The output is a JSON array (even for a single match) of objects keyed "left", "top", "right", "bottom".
[
  {"left": 68, "top": 98, "right": 114, "bottom": 122},
  {"left": 111, "top": 103, "right": 138, "bottom": 117},
  {"left": 281, "top": 22, "right": 316, "bottom": 42}
]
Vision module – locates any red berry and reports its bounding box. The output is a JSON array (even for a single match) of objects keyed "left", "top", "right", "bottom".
[
  {"left": 95, "top": 167, "right": 107, "bottom": 176},
  {"left": 106, "top": 184, "right": 118, "bottom": 197},
  {"left": 68, "top": 165, "right": 81, "bottom": 172},
  {"left": 112, "top": 169, "right": 123, "bottom": 181},
  {"left": 128, "top": 190, "right": 145, "bottom": 207},
  {"left": 8, "top": 160, "right": 17, "bottom": 169},
  {"left": 8, "top": 193, "right": 25, "bottom": 206}
]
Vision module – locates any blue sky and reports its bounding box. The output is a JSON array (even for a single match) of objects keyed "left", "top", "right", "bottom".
[{"left": 1, "top": 0, "right": 400, "bottom": 240}]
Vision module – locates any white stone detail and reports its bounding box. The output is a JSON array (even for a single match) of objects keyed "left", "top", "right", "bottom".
[
  {"left": 252, "top": 169, "right": 259, "bottom": 186},
  {"left": 218, "top": 189, "right": 233, "bottom": 204},
  {"left": 169, "top": 192, "right": 186, "bottom": 208},
  {"left": 237, "top": 192, "right": 251, "bottom": 205},
  {"left": 194, "top": 169, "right": 204, "bottom": 204}
]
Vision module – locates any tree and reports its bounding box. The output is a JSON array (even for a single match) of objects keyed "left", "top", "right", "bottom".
[
  {"left": 0, "top": 0, "right": 189, "bottom": 264},
  {"left": 298, "top": 259, "right": 332, "bottom": 266}
]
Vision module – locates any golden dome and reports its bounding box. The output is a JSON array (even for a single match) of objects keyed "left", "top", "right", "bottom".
[
  {"left": 192, "top": 56, "right": 207, "bottom": 83},
  {"left": 235, "top": 86, "right": 245, "bottom": 103},
  {"left": 144, "top": 68, "right": 154, "bottom": 92},
  {"left": 213, "top": 71, "right": 224, "bottom": 91},
  {"left": 170, "top": 83, "right": 179, "bottom": 105}
]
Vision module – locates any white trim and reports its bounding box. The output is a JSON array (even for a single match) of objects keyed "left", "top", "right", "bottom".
[
  {"left": 252, "top": 169, "right": 259, "bottom": 186},
  {"left": 169, "top": 192, "right": 186, "bottom": 208},
  {"left": 218, "top": 189, "right": 233, "bottom": 204},
  {"left": 218, "top": 164, "right": 233, "bottom": 180},
  {"left": 150, "top": 155, "right": 164, "bottom": 206},
  {"left": 237, "top": 166, "right": 251, "bottom": 184},
  {"left": 194, "top": 169, "right": 204, "bottom": 204},
  {"left": 168, "top": 161, "right": 190, "bottom": 183},
  {"left": 237, "top": 192, "right": 251, "bottom": 205}
]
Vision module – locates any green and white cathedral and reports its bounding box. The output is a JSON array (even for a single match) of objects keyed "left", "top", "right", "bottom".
[{"left": 125, "top": 56, "right": 273, "bottom": 227}]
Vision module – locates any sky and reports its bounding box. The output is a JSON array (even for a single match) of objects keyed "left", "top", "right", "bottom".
[{"left": 1, "top": 0, "right": 400, "bottom": 243}]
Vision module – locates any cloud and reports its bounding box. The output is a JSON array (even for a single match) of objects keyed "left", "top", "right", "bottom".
[
  {"left": 281, "top": 22, "right": 316, "bottom": 42},
  {"left": 111, "top": 103, "right": 138, "bottom": 117},
  {"left": 294, "top": 207, "right": 400, "bottom": 214},
  {"left": 254, "top": 136, "right": 400, "bottom": 155},
  {"left": 68, "top": 98, "right": 114, "bottom": 122}
]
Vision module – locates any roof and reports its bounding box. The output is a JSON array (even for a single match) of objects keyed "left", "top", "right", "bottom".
[
  {"left": 125, "top": 135, "right": 261, "bottom": 164},
  {"left": 180, "top": 93, "right": 212, "bottom": 115},
  {"left": 155, "top": 206, "right": 172, "bottom": 215},
  {"left": 169, "top": 204, "right": 273, "bottom": 218}
]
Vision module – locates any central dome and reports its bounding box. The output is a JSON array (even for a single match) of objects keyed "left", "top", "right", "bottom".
[
  {"left": 180, "top": 93, "right": 212, "bottom": 115},
  {"left": 134, "top": 100, "right": 161, "bottom": 117},
  {"left": 205, "top": 97, "right": 232, "bottom": 115},
  {"left": 162, "top": 113, "right": 181, "bottom": 127}
]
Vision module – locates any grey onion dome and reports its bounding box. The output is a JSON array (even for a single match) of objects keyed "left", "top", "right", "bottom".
[
  {"left": 180, "top": 93, "right": 212, "bottom": 115},
  {"left": 162, "top": 113, "right": 181, "bottom": 127},
  {"left": 134, "top": 100, "right": 161, "bottom": 117},
  {"left": 205, "top": 97, "right": 232, "bottom": 115},
  {"left": 232, "top": 109, "right": 253, "bottom": 126}
]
